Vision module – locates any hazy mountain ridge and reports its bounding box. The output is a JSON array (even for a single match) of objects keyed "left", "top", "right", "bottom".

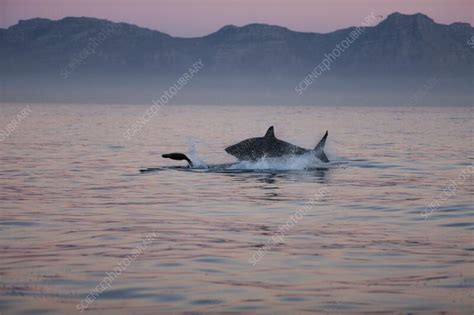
[
  {"left": 0, "top": 12, "right": 472, "bottom": 105},
  {"left": 1, "top": 12, "right": 473, "bottom": 77}
]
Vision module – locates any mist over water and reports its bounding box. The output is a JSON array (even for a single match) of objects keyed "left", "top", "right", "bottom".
[{"left": 0, "top": 103, "right": 472, "bottom": 314}]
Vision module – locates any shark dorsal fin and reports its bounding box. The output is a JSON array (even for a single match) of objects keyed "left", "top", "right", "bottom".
[{"left": 264, "top": 126, "right": 275, "bottom": 138}]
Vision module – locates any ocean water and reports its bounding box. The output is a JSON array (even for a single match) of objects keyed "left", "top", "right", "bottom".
[{"left": 0, "top": 103, "right": 472, "bottom": 314}]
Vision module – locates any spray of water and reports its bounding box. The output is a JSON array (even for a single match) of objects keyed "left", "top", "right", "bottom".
[
  {"left": 186, "top": 142, "right": 209, "bottom": 168},
  {"left": 185, "top": 141, "right": 334, "bottom": 171},
  {"left": 228, "top": 152, "right": 326, "bottom": 170}
]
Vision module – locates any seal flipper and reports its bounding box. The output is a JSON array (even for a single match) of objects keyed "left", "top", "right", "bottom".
[
  {"left": 162, "top": 153, "right": 193, "bottom": 167},
  {"left": 313, "top": 131, "right": 329, "bottom": 162}
]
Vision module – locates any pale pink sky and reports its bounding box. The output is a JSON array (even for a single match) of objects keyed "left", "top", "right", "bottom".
[{"left": 0, "top": 0, "right": 472, "bottom": 37}]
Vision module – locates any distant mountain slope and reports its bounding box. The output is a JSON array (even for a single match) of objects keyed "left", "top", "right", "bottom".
[
  {"left": 0, "top": 12, "right": 472, "bottom": 105},
  {"left": 0, "top": 12, "right": 472, "bottom": 77}
]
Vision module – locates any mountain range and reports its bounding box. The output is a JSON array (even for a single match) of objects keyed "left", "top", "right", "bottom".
[{"left": 0, "top": 12, "right": 472, "bottom": 105}]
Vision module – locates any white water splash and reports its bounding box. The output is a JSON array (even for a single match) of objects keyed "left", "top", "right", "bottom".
[
  {"left": 187, "top": 142, "right": 209, "bottom": 168},
  {"left": 228, "top": 152, "right": 326, "bottom": 171},
  {"left": 185, "top": 141, "right": 335, "bottom": 171}
]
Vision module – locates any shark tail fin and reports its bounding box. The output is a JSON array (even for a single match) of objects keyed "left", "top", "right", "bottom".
[{"left": 313, "top": 130, "right": 329, "bottom": 162}]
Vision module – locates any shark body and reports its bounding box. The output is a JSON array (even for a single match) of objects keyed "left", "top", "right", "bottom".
[
  {"left": 225, "top": 126, "right": 329, "bottom": 162},
  {"left": 162, "top": 126, "right": 329, "bottom": 167}
]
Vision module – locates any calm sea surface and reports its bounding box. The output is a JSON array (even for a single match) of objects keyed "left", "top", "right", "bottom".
[{"left": 0, "top": 103, "right": 472, "bottom": 314}]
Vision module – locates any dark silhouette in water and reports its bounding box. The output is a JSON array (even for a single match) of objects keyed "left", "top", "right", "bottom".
[
  {"left": 225, "top": 126, "right": 329, "bottom": 162},
  {"left": 162, "top": 153, "right": 194, "bottom": 167},
  {"left": 161, "top": 126, "right": 329, "bottom": 167}
]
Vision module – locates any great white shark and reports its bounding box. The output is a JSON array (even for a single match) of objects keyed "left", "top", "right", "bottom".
[
  {"left": 162, "top": 126, "right": 329, "bottom": 167},
  {"left": 225, "top": 126, "right": 328, "bottom": 162}
]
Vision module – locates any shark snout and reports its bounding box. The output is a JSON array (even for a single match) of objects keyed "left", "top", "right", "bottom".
[{"left": 225, "top": 145, "right": 236, "bottom": 154}]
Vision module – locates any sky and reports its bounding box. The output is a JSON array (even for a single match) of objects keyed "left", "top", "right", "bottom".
[{"left": 0, "top": 0, "right": 473, "bottom": 37}]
